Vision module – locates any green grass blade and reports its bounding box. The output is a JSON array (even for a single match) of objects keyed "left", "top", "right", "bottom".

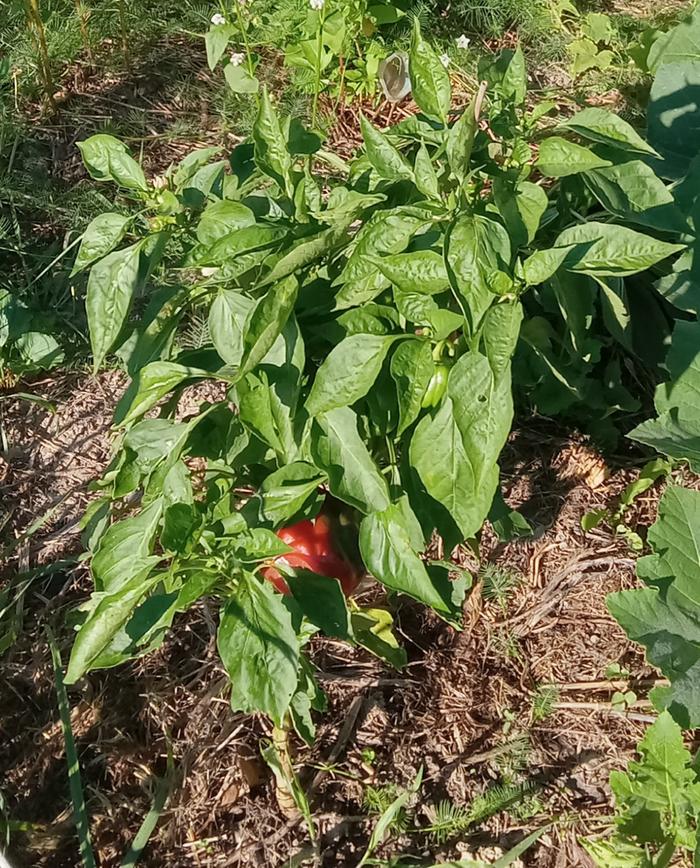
[
  {"left": 120, "top": 742, "right": 175, "bottom": 868},
  {"left": 48, "top": 629, "right": 97, "bottom": 868}
]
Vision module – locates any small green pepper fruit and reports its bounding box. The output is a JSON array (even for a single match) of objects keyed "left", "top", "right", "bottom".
[{"left": 421, "top": 363, "right": 450, "bottom": 408}]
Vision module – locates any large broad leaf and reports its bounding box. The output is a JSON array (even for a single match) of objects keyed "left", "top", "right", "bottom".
[
  {"left": 493, "top": 179, "right": 547, "bottom": 248},
  {"left": 376, "top": 250, "right": 448, "bottom": 294},
  {"left": 87, "top": 242, "right": 141, "bottom": 371},
  {"left": 65, "top": 570, "right": 162, "bottom": 683},
  {"left": 196, "top": 200, "right": 256, "bottom": 246},
  {"left": 360, "top": 115, "right": 414, "bottom": 182},
  {"left": 335, "top": 209, "right": 433, "bottom": 309},
  {"left": 116, "top": 361, "right": 210, "bottom": 426},
  {"left": 360, "top": 503, "right": 465, "bottom": 622},
  {"left": 648, "top": 6, "right": 700, "bottom": 72},
  {"left": 478, "top": 46, "right": 526, "bottom": 105},
  {"left": 77, "top": 134, "right": 148, "bottom": 191},
  {"left": 309, "top": 406, "right": 390, "bottom": 514},
  {"left": 409, "top": 19, "right": 451, "bottom": 123},
  {"left": 583, "top": 160, "right": 683, "bottom": 231},
  {"left": 91, "top": 499, "right": 163, "bottom": 592},
  {"left": 259, "top": 461, "right": 325, "bottom": 526},
  {"left": 552, "top": 222, "right": 684, "bottom": 277},
  {"left": 208, "top": 290, "right": 254, "bottom": 366},
  {"left": 608, "top": 486, "right": 700, "bottom": 727},
  {"left": 535, "top": 137, "right": 612, "bottom": 177},
  {"left": 306, "top": 334, "right": 396, "bottom": 416},
  {"left": 390, "top": 338, "right": 434, "bottom": 435},
  {"left": 629, "top": 319, "right": 700, "bottom": 469},
  {"left": 253, "top": 88, "right": 293, "bottom": 198},
  {"left": 238, "top": 274, "right": 298, "bottom": 379},
  {"left": 410, "top": 350, "right": 514, "bottom": 540},
  {"left": 648, "top": 61, "right": 700, "bottom": 179},
  {"left": 205, "top": 22, "right": 235, "bottom": 70},
  {"left": 72, "top": 213, "right": 131, "bottom": 276},
  {"left": 217, "top": 574, "right": 300, "bottom": 726},
  {"left": 445, "top": 214, "right": 511, "bottom": 335},
  {"left": 446, "top": 97, "right": 478, "bottom": 182},
  {"left": 286, "top": 571, "right": 352, "bottom": 639},
  {"left": 561, "top": 108, "right": 657, "bottom": 156}
]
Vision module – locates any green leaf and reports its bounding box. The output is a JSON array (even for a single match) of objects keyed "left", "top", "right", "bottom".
[
  {"left": 360, "top": 114, "right": 414, "bottom": 182},
  {"left": 161, "top": 503, "right": 199, "bottom": 553},
  {"left": 447, "top": 98, "right": 478, "bottom": 182},
  {"left": 77, "top": 134, "right": 148, "bottom": 191},
  {"left": 306, "top": 334, "right": 396, "bottom": 416},
  {"left": 205, "top": 23, "right": 235, "bottom": 70},
  {"left": 561, "top": 108, "right": 658, "bottom": 156},
  {"left": 535, "top": 137, "right": 612, "bottom": 177},
  {"left": 335, "top": 209, "right": 433, "bottom": 309},
  {"left": 87, "top": 243, "right": 141, "bottom": 371},
  {"left": 410, "top": 351, "right": 513, "bottom": 540},
  {"left": 630, "top": 412, "right": 700, "bottom": 472},
  {"left": 478, "top": 46, "right": 527, "bottom": 105},
  {"left": 608, "top": 486, "right": 700, "bottom": 727},
  {"left": 310, "top": 406, "right": 390, "bottom": 514},
  {"left": 287, "top": 571, "right": 352, "bottom": 639},
  {"left": 648, "top": 6, "right": 700, "bottom": 72},
  {"left": 196, "top": 200, "right": 256, "bottom": 246},
  {"left": 414, "top": 143, "right": 440, "bottom": 199},
  {"left": 376, "top": 250, "right": 448, "bottom": 294},
  {"left": 350, "top": 606, "right": 407, "bottom": 669},
  {"left": 65, "top": 570, "right": 161, "bottom": 683},
  {"left": 238, "top": 275, "right": 298, "bottom": 380},
  {"left": 253, "top": 88, "right": 293, "bottom": 197},
  {"left": 609, "top": 711, "right": 700, "bottom": 847},
  {"left": 648, "top": 61, "right": 700, "bottom": 179},
  {"left": 91, "top": 499, "right": 163, "bottom": 592},
  {"left": 72, "top": 213, "right": 131, "bottom": 276},
  {"left": 584, "top": 160, "right": 682, "bottom": 231},
  {"left": 360, "top": 503, "right": 465, "bottom": 622},
  {"left": 224, "top": 62, "right": 259, "bottom": 93},
  {"left": 493, "top": 179, "right": 547, "bottom": 248},
  {"left": 445, "top": 214, "right": 511, "bottom": 334},
  {"left": 390, "top": 338, "right": 434, "bottom": 435},
  {"left": 217, "top": 574, "right": 300, "bottom": 726},
  {"left": 260, "top": 462, "right": 325, "bottom": 526},
  {"left": 409, "top": 19, "right": 451, "bottom": 123},
  {"left": 193, "top": 224, "right": 286, "bottom": 266},
  {"left": 208, "top": 289, "right": 254, "bottom": 367},
  {"left": 553, "top": 221, "right": 684, "bottom": 276},
  {"left": 117, "top": 361, "right": 209, "bottom": 426}
]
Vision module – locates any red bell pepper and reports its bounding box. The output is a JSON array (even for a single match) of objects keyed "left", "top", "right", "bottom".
[{"left": 262, "top": 514, "right": 361, "bottom": 596}]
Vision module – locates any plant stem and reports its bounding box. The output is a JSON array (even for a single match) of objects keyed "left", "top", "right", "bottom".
[
  {"left": 24, "top": 0, "right": 57, "bottom": 112},
  {"left": 233, "top": 1, "right": 255, "bottom": 79},
  {"left": 311, "top": 3, "right": 326, "bottom": 130},
  {"left": 118, "top": 0, "right": 131, "bottom": 71},
  {"left": 74, "top": 0, "right": 94, "bottom": 65}
]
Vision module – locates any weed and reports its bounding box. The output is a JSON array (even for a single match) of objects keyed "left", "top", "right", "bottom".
[
  {"left": 530, "top": 684, "right": 559, "bottom": 723},
  {"left": 481, "top": 564, "right": 522, "bottom": 613},
  {"left": 364, "top": 783, "right": 411, "bottom": 834}
]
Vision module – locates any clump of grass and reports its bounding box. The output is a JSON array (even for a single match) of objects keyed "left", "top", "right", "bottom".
[
  {"left": 481, "top": 563, "right": 522, "bottom": 613},
  {"left": 491, "top": 627, "right": 523, "bottom": 662}
]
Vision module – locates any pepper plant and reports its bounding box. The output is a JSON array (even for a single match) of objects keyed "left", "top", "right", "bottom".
[{"left": 65, "top": 21, "right": 685, "bottom": 738}]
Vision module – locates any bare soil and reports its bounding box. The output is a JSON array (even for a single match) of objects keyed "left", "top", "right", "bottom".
[{"left": 0, "top": 372, "right": 682, "bottom": 868}]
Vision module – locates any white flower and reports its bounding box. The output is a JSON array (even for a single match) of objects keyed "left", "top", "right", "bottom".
[
  {"left": 309, "top": 0, "right": 324, "bottom": 10},
  {"left": 210, "top": 12, "right": 226, "bottom": 25},
  {"left": 456, "top": 34, "right": 470, "bottom": 49},
  {"left": 230, "top": 51, "right": 245, "bottom": 66},
  {"left": 440, "top": 53, "right": 450, "bottom": 68}
]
